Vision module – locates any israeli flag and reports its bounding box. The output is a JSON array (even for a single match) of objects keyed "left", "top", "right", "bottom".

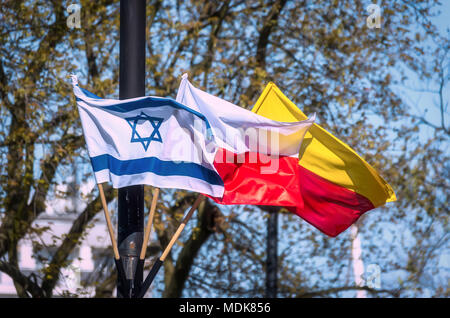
[{"left": 71, "top": 76, "right": 223, "bottom": 197}]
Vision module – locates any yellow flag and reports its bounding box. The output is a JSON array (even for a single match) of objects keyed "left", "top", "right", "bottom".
[{"left": 252, "top": 82, "right": 396, "bottom": 208}]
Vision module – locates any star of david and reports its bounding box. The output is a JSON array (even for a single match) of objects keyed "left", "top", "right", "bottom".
[{"left": 125, "top": 112, "right": 163, "bottom": 151}]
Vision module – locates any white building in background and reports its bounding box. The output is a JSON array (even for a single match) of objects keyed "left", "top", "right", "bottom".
[
  {"left": 0, "top": 164, "right": 158, "bottom": 297},
  {"left": 350, "top": 224, "right": 367, "bottom": 298},
  {"left": 0, "top": 211, "right": 113, "bottom": 297}
]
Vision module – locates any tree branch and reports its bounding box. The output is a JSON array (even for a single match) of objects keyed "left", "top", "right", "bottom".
[
  {"left": 0, "top": 135, "right": 84, "bottom": 259},
  {"left": 0, "top": 261, "right": 45, "bottom": 298},
  {"left": 242, "top": 0, "right": 288, "bottom": 105},
  {"left": 296, "top": 286, "right": 398, "bottom": 298},
  {"left": 163, "top": 199, "right": 221, "bottom": 297},
  {"left": 296, "top": 285, "right": 399, "bottom": 298},
  {"left": 41, "top": 184, "right": 115, "bottom": 296}
]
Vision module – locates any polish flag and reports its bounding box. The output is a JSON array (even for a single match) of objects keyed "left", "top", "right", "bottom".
[{"left": 176, "top": 74, "right": 315, "bottom": 212}]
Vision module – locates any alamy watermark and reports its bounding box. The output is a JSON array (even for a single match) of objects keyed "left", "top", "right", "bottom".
[
  {"left": 160, "top": 116, "right": 312, "bottom": 175},
  {"left": 64, "top": 264, "right": 81, "bottom": 292},
  {"left": 67, "top": 4, "right": 81, "bottom": 29},
  {"left": 364, "top": 263, "right": 381, "bottom": 289},
  {"left": 366, "top": 4, "right": 381, "bottom": 29}
]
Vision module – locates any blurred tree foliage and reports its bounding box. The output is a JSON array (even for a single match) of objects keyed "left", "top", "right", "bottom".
[{"left": 0, "top": 0, "right": 448, "bottom": 297}]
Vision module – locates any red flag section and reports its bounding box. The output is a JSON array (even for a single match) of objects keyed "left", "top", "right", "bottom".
[
  {"left": 210, "top": 149, "right": 304, "bottom": 209},
  {"left": 209, "top": 149, "right": 375, "bottom": 237}
]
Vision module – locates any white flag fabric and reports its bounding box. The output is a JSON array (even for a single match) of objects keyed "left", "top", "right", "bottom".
[
  {"left": 176, "top": 74, "right": 315, "bottom": 160},
  {"left": 71, "top": 75, "right": 223, "bottom": 197}
]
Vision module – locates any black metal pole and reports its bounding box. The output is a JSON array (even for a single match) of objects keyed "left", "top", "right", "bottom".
[
  {"left": 265, "top": 209, "right": 278, "bottom": 298},
  {"left": 118, "top": 0, "right": 146, "bottom": 298}
]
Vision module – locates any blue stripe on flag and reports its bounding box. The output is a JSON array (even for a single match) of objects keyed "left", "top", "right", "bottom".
[
  {"left": 90, "top": 154, "right": 223, "bottom": 186},
  {"left": 80, "top": 87, "right": 103, "bottom": 99},
  {"left": 78, "top": 87, "right": 213, "bottom": 133},
  {"left": 102, "top": 97, "right": 209, "bottom": 125}
]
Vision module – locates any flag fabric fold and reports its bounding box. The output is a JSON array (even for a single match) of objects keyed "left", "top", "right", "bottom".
[
  {"left": 72, "top": 75, "right": 223, "bottom": 197},
  {"left": 176, "top": 74, "right": 315, "bottom": 210}
]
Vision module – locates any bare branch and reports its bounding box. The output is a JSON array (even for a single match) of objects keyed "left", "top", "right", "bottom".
[
  {"left": 41, "top": 184, "right": 115, "bottom": 296},
  {"left": 296, "top": 285, "right": 399, "bottom": 298},
  {"left": 0, "top": 261, "right": 45, "bottom": 298}
]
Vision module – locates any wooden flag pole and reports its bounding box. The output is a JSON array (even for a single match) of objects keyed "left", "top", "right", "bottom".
[
  {"left": 139, "top": 188, "right": 159, "bottom": 260},
  {"left": 160, "top": 195, "right": 203, "bottom": 261},
  {"left": 138, "top": 195, "right": 204, "bottom": 298},
  {"left": 97, "top": 183, "right": 120, "bottom": 260}
]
